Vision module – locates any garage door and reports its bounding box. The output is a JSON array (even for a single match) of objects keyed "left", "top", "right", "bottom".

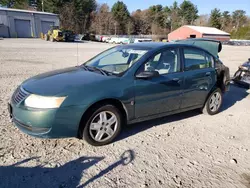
[
  {"left": 14, "top": 19, "right": 31, "bottom": 38},
  {"left": 41, "top": 21, "right": 54, "bottom": 34}
]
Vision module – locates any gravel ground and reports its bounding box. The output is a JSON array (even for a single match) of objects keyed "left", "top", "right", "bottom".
[{"left": 0, "top": 39, "right": 250, "bottom": 188}]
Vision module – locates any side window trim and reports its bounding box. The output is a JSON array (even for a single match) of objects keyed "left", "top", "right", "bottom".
[
  {"left": 135, "top": 47, "right": 181, "bottom": 76},
  {"left": 180, "top": 48, "right": 185, "bottom": 72}
]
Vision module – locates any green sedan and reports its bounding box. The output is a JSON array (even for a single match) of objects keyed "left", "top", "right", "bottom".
[{"left": 8, "top": 39, "right": 230, "bottom": 146}]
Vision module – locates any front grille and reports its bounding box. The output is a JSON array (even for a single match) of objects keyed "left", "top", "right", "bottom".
[{"left": 12, "top": 87, "right": 29, "bottom": 104}]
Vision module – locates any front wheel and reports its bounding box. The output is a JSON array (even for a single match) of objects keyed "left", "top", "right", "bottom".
[
  {"left": 83, "top": 105, "right": 122, "bottom": 146},
  {"left": 202, "top": 88, "right": 223, "bottom": 115},
  {"left": 50, "top": 35, "right": 55, "bottom": 42},
  {"left": 44, "top": 34, "right": 49, "bottom": 41}
]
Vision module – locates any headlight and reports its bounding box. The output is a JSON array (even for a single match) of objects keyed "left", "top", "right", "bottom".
[{"left": 24, "top": 94, "right": 66, "bottom": 109}]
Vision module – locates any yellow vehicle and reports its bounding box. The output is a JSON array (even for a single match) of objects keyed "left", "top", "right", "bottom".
[{"left": 44, "top": 26, "right": 64, "bottom": 42}]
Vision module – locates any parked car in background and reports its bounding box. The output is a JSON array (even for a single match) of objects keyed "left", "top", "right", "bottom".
[
  {"left": 118, "top": 37, "right": 131, "bottom": 44},
  {"left": 62, "top": 30, "right": 75, "bottom": 42},
  {"left": 108, "top": 37, "right": 131, "bottom": 44},
  {"left": 108, "top": 37, "right": 119, "bottom": 44},
  {"left": 95, "top": 35, "right": 102, "bottom": 42},
  {"left": 8, "top": 39, "right": 230, "bottom": 146},
  {"left": 134, "top": 38, "right": 153, "bottom": 43},
  {"left": 102, "top": 36, "right": 111, "bottom": 43},
  {"left": 82, "top": 33, "right": 96, "bottom": 41}
]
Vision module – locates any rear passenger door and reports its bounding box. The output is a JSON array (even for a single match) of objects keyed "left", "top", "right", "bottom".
[{"left": 180, "top": 47, "right": 216, "bottom": 109}]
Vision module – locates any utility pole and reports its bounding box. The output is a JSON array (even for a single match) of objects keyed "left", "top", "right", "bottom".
[
  {"left": 42, "top": 0, "right": 44, "bottom": 12},
  {"left": 114, "top": 22, "right": 117, "bottom": 36}
]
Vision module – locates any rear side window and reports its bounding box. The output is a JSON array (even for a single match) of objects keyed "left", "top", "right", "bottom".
[{"left": 184, "top": 48, "right": 214, "bottom": 71}]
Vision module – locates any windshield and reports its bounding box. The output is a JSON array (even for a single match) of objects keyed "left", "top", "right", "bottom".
[{"left": 84, "top": 47, "right": 148, "bottom": 75}]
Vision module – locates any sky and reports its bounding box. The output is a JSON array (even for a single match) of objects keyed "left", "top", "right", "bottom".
[{"left": 98, "top": 0, "right": 250, "bottom": 15}]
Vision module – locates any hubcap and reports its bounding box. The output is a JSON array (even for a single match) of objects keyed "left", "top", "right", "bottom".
[
  {"left": 89, "top": 111, "right": 118, "bottom": 142},
  {"left": 209, "top": 92, "right": 222, "bottom": 112}
]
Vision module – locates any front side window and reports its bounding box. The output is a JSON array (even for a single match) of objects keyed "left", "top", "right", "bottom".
[
  {"left": 184, "top": 48, "right": 214, "bottom": 71},
  {"left": 138, "top": 49, "right": 180, "bottom": 75},
  {"left": 85, "top": 47, "right": 148, "bottom": 74}
]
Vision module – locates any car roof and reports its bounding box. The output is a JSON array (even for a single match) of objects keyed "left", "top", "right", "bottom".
[
  {"left": 125, "top": 40, "right": 219, "bottom": 57},
  {"left": 125, "top": 42, "right": 167, "bottom": 49},
  {"left": 124, "top": 42, "right": 200, "bottom": 52}
]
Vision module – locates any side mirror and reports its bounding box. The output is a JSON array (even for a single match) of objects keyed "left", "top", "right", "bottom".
[{"left": 136, "top": 71, "right": 160, "bottom": 79}]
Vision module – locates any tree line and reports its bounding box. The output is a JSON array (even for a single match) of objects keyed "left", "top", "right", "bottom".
[{"left": 1, "top": 0, "right": 250, "bottom": 39}]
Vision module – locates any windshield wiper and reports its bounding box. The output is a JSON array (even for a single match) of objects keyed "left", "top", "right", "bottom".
[
  {"left": 80, "top": 65, "right": 115, "bottom": 76},
  {"left": 79, "top": 64, "right": 89, "bottom": 71},
  {"left": 87, "top": 66, "right": 109, "bottom": 76}
]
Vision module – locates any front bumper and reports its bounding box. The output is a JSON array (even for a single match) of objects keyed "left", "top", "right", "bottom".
[
  {"left": 13, "top": 117, "right": 51, "bottom": 135},
  {"left": 8, "top": 102, "right": 87, "bottom": 138}
]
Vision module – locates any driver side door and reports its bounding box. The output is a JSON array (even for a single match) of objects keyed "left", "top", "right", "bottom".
[{"left": 134, "top": 48, "right": 184, "bottom": 118}]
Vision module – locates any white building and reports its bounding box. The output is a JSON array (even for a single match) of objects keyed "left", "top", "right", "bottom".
[{"left": 0, "top": 7, "right": 59, "bottom": 38}]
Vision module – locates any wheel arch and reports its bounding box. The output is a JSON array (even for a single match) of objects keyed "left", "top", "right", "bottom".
[
  {"left": 77, "top": 98, "right": 128, "bottom": 138},
  {"left": 203, "top": 83, "right": 221, "bottom": 108},
  {"left": 217, "top": 70, "right": 226, "bottom": 93}
]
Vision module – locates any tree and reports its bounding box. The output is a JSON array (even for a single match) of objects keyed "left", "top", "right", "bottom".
[
  {"left": 148, "top": 4, "right": 165, "bottom": 34},
  {"left": 36, "top": 0, "right": 57, "bottom": 12},
  {"left": 221, "top": 11, "right": 231, "bottom": 32},
  {"left": 168, "top": 1, "right": 181, "bottom": 31},
  {"left": 73, "top": 0, "right": 97, "bottom": 33},
  {"left": 149, "top": 4, "right": 164, "bottom": 26},
  {"left": 131, "top": 9, "right": 151, "bottom": 34},
  {"left": 179, "top": 0, "right": 198, "bottom": 25},
  {"left": 209, "top": 8, "right": 222, "bottom": 29},
  {"left": 194, "top": 14, "right": 209, "bottom": 26},
  {"left": 59, "top": 2, "right": 75, "bottom": 31},
  {"left": 111, "top": 1, "right": 130, "bottom": 35},
  {"left": 126, "top": 18, "right": 135, "bottom": 35},
  {"left": 90, "top": 3, "right": 116, "bottom": 35},
  {"left": 0, "top": 0, "right": 29, "bottom": 9},
  {"left": 232, "top": 10, "right": 247, "bottom": 31}
]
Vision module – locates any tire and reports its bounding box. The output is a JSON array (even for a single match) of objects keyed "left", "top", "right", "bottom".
[
  {"left": 202, "top": 88, "right": 223, "bottom": 115},
  {"left": 219, "top": 73, "right": 227, "bottom": 92},
  {"left": 50, "top": 35, "right": 54, "bottom": 42},
  {"left": 234, "top": 69, "right": 241, "bottom": 78},
  {"left": 83, "top": 104, "right": 122, "bottom": 146},
  {"left": 44, "top": 34, "right": 49, "bottom": 41}
]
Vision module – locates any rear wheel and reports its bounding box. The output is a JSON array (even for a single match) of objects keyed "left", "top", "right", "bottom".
[
  {"left": 83, "top": 105, "right": 122, "bottom": 146},
  {"left": 202, "top": 88, "right": 223, "bottom": 115}
]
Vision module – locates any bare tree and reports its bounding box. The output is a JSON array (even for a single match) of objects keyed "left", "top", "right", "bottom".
[
  {"left": 194, "top": 14, "right": 209, "bottom": 26},
  {"left": 232, "top": 10, "right": 247, "bottom": 31}
]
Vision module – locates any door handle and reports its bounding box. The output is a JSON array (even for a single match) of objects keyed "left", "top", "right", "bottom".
[
  {"left": 205, "top": 72, "right": 211, "bottom": 76},
  {"left": 172, "top": 78, "right": 180, "bottom": 82},
  {"left": 159, "top": 78, "right": 181, "bottom": 85}
]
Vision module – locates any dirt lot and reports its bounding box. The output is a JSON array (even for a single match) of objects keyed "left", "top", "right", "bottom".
[{"left": 0, "top": 39, "right": 250, "bottom": 188}]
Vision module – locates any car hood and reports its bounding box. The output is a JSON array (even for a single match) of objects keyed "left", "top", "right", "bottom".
[{"left": 22, "top": 66, "right": 112, "bottom": 96}]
